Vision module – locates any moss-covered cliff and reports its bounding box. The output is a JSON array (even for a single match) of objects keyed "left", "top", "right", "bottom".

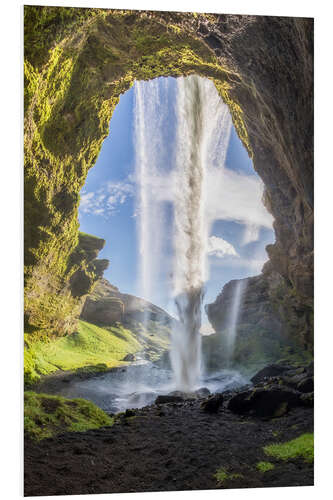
[{"left": 24, "top": 7, "right": 313, "bottom": 351}]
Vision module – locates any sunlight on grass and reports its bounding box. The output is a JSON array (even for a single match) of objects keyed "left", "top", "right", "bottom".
[
  {"left": 214, "top": 467, "right": 243, "bottom": 484},
  {"left": 264, "top": 433, "right": 314, "bottom": 463},
  {"left": 24, "top": 391, "right": 113, "bottom": 440},
  {"left": 256, "top": 461, "right": 275, "bottom": 472}
]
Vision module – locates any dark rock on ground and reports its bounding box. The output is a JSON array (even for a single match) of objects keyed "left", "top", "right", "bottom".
[
  {"left": 195, "top": 387, "right": 211, "bottom": 398},
  {"left": 297, "top": 377, "right": 314, "bottom": 393},
  {"left": 228, "top": 386, "right": 301, "bottom": 418},
  {"left": 200, "top": 393, "right": 224, "bottom": 413},
  {"left": 299, "top": 392, "right": 314, "bottom": 408},
  {"left": 155, "top": 395, "right": 184, "bottom": 405},
  {"left": 123, "top": 353, "right": 136, "bottom": 362},
  {"left": 24, "top": 400, "right": 313, "bottom": 496},
  {"left": 250, "top": 364, "right": 292, "bottom": 385}
]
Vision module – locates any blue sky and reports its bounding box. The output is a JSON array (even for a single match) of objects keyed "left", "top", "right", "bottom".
[{"left": 78, "top": 77, "right": 275, "bottom": 322}]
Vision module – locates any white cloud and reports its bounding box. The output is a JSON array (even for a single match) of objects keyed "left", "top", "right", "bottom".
[
  {"left": 205, "top": 168, "right": 274, "bottom": 239},
  {"left": 207, "top": 235, "right": 239, "bottom": 258},
  {"left": 79, "top": 180, "right": 134, "bottom": 218}
]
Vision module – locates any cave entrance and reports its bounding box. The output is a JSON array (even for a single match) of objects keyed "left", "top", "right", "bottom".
[{"left": 78, "top": 75, "right": 275, "bottom": 330}]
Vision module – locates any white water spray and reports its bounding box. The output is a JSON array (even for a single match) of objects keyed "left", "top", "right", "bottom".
[
  {"left": 134, "top": 75, "right": 233, "bottom": 391},
  {"left": 170, "top": 76, "right": 232, "bottom": 391},
  {"left": 225, "top": 279, "right": 247, "bottom": 365},
  {"left": 134, "top": 79, "right": 170, "bottom": 326}
]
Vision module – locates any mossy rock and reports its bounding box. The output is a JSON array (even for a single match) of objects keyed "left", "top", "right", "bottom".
[{"left": 24, "top": 391, "right": 113, "bottom": 440}]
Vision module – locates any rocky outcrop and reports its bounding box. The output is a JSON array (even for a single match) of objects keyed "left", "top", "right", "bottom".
[
  {"left": 80, "top": 278, "right": 175, "bottom": 328},
  {"left": 24, "top": 232, "right": 108, "bottom": 336},
  {"left": 205, "top": 268, "right": 313, "bottom": 372},
  {"left": 24, "top": 7, "right": 313, "bottom": 348}
]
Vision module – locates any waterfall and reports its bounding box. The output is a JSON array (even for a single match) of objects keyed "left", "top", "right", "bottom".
[
  {"left": 134, "top": 75, "right": 232, "bottom": 391},
  {"left": 225, "top": 279, "right": 247, "bottom": 365},
  {"left": 134, "top": 79, "right": 169, "bottom": 328},
  {"left": 170, "top": 76, "right": 232, "bottom": 391}
]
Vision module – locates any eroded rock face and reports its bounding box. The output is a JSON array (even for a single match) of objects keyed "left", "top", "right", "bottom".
[
  {"left": 24, "top": 8, "right": 313, "bottom": 346},
  {"left": 80, "top": 278, "right": 175, "bottom": 327},
  {"left": 205, "top": 270, "right": 313, "bottom": 371}
]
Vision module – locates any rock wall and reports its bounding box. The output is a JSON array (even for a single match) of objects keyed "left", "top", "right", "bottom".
[
  {"left": 80, "top": 278, "right": 175, "bottom": 328},
  {"left": 24, "top": 7, "right": 313, "bottom": 346},
  {"left": 204, "top": 270, "right": 313, "bottom": 373}
]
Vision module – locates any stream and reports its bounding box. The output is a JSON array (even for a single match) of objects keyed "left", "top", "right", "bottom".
[{"left": 43, "top": 361, "right": 249, "bottom": 414}]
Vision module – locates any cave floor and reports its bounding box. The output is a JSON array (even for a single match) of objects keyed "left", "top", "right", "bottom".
[{"left": 24, "top": 403, "right": 313, "bottom": 496}]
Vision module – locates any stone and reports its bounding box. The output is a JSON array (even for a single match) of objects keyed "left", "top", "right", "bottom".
[
  {"left": 250, "top": 364, "right": 292, "bottom": 385},
  {"left": 228, "top": 387, "right": 301, "bottom": 418},
  {"left": 122, "top": 353, "right": 136, "bottom": 362},
  {"left": 155, "top": 395, "right": 183, "bottom": 405},
  {"left": 200, "top": 394, "right": 224, "bottom": 413},
  {"left": 297, "top": 377, "right": 314, "bottom": 393},
  {"left": 195, "top": 387, "right": 211, "bottom": 398}
]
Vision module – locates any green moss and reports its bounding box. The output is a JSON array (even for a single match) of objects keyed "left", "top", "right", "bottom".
[
  {"left": 24, "top": 320, "right": 142, "bottom": 385},
  {"left": 256, "top": 461, "right": 275, "bottom": 472},
  {"left": 24, "top": 391, "right": 113, "bottom": 440},
  {"left": 264, "top": 433, "right": 314, "bottom": 463},
  {"left": 24, "top": 7, "right": 251, "bottom": 339},
  {"left": 214, "top": 468, "right": 243, "bottom": 484}
]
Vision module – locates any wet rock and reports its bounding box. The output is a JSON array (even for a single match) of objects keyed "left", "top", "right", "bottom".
[
  {"left": 200, "top": 393, "right": 224, "bottom": 413},
  {"left": 297, "top": 377, "right": 314, "bottom": 393},
  {"left": 155, "top": 395, "right": 183, "bottom": 405},
  {"left": 250, "top": 364, "right": 292, "bottom": 385},
  {"left": 195, "top": 387, "right": 211, "bottom": 398},
  {"left": 125, "top": 409, "right": 136, "bottom": 417},
  {"left": 122, "top": 353, "right": 136, "bottom": 362},
  {"left": 299, "top": 391, "right": 314, "bottom": 407},
  {"left": 228, "top": 387, "right": 301, "bottom": 418}
]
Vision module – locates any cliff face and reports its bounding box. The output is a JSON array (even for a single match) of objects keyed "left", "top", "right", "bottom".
[
  {"left": 80, "top": 278, "right": 175, "bottom": 328},
  {"left": 204, "top": 271, "right": 312, "bottom": 373},
  {"left": 24, "top": 7, "right": 313, "bottom": 347}
]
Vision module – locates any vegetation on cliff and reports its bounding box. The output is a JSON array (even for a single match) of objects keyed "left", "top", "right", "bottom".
[
  {"left": 24, "top": 6, "right": 313, "bottom": 377},
  {"left": 24, "top": 6, "right": 249, "bottom": 341},
  {"left": 24, "top": 391, "right": 113, "bottom": 440},
  {"left": 24, "top": 318, "right": 171, "bottom": 386}
]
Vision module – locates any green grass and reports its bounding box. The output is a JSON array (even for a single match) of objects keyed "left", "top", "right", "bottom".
[
  {"left": 214, "top": 468, "right": 243, "bottom": 484},
  {"left": 264, "top": 433, "right": 314, "bottom": 463},
  {"left": 256, "top": 461, "right": 275, "bottom": 472},
  {"left": 24, "top": 320, "right": 142, "bottom": 384},
  {"left": 24, "top": 391, "right": 113, "bottom": 440}
]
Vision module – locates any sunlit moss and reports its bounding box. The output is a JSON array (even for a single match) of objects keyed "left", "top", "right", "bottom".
[
  {"left": 256, "top": 461, "right": 275, "bottom": 472},
  {"left": 24, "top": 6, "right": 250, "bottom": 340},
  {"left": 24, "top": 391, "right": 113, "bottom": 440},
  {"left": 264, "top": 433, "right": 314, "bottom": 463}
]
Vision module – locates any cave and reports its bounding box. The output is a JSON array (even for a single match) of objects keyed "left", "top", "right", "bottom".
[
  {"left": 24, "top": 7, "right": 313, "bottom": 352},
  {"left": 23, "top": 6, "right": 314, "bottom": 495}
]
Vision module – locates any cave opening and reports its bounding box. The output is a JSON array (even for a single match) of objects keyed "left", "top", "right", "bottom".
[{"left": 78, "top": 75, "right": 276, "bottom": 380}]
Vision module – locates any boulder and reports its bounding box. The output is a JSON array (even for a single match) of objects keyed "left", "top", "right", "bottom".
[
  {"left": 155, "top": 395, "right": 183, "bottom": 405},
  {"left": 195, "top": 387, "right": 211, "bottom": 398},
  {"left": 200, "top": 394, "right": 224, "bottom": 413},
  {"left": 122, "top": 353, "right": 136, "bottom": 362},
  {"left": 299, "top": 392, "right": 314, "bottom": 407},
  {"left": 228, "top": 386, "right": 301, "bottom": 418},
  {"left": 250, "top": 364, "right": 292, "bottom": 385},
  {"left": 297, "top": 377, "right": 314, "bottom": 393}
]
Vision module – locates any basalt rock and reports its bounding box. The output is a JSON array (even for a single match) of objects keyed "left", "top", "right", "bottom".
[
  {"left": 24, "top": 8, "right": 313, "bottom": 350},
  {"left": 228, "top": 386, "right": 301, "bottom": 418},
  {"left": 80, "top": 278, "right": 174, "bottom": 328},
  {"left": 200, "top": 393, "right": 224, "bottom": 413},
  {"left": 205, "top": 269, "right": 313, "bottom": 371}
]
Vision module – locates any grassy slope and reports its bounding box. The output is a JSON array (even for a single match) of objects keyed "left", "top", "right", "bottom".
[
  {"left": 24, "top": 320, "right": 142, "bottom": 385},
  {"left": 24, "top": 391, "right": 113, "bottom": 440}
]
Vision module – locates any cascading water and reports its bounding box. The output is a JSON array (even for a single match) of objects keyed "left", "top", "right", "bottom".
[
  {"left": 225, "top": 279, "right": 247, "bottom": 366},
  {"left": 170, "top": 76, "right": 232, "bottom": 392},
  {"left": 134, "top": 75, "right": 233, "bottom": 392}
]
